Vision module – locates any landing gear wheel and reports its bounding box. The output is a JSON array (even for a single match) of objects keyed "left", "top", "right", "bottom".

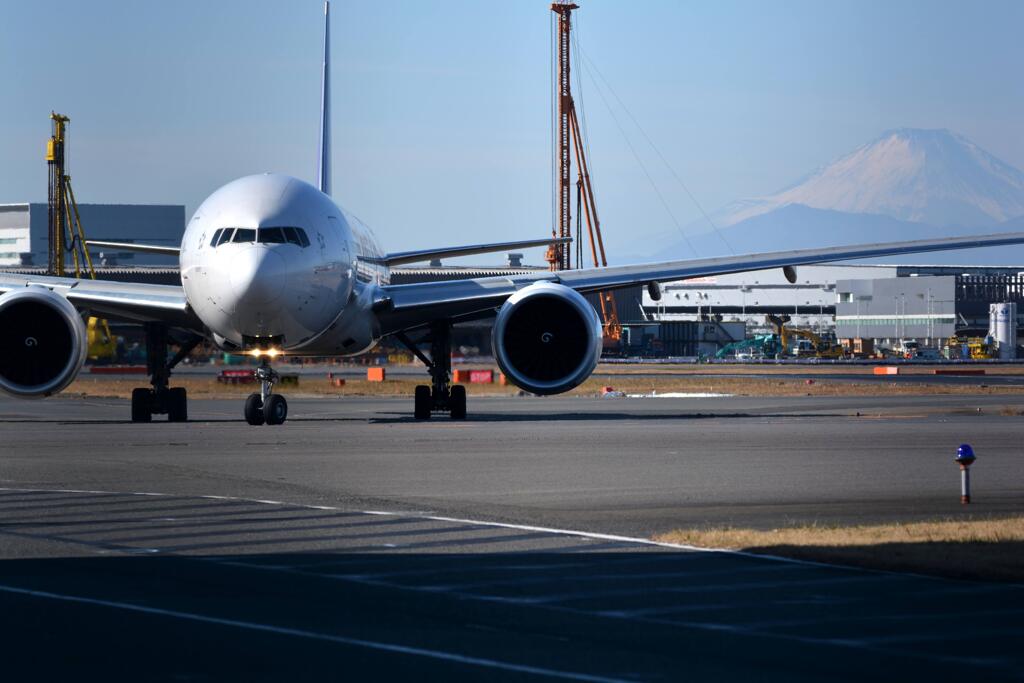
[
  {"left": 414, "top": 385, "right": 431, "bottom": 420},
  {"left": 264, "top": 394, "right": 288, "bottom": 425},
  {"left": 450, "top": 384, "right": 467, "bottom": 420},
  {"left": 244, "top": 393, "right": 265, "bottom": 426},
  {"left": 167, "top": 387, "right": 188, "bottom": 422},
  {"left": 131, "top": 388, "right": 152, "bottom": 423}
]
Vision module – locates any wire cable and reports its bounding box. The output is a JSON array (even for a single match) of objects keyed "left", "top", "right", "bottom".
[{"left": 577, "top": 46, "right": 736, "bottom": 257}]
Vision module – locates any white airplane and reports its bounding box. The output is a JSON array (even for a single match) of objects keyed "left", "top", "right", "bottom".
[{"left": 3, "top": 2, "right": 1024, "bottom": 426}]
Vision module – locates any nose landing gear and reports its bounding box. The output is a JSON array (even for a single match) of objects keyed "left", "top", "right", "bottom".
[{"left": 244, "top": 358, "right": 288, "bottom": 426}]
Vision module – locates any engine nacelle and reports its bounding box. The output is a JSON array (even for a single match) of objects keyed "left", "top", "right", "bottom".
[
  {"left": 492, "top": 282, "right": 602, "bottom": 395},
  {"left": 0, "top": 287, "right": 87, "bottom": 398}
]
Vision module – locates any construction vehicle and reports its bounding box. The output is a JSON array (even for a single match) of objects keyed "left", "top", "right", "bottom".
[
  {"left": 943, "top": 335, "right": 995, "bottom": 360},
  {"left": 715, "top": 334, "right": 781, "bottom": 360},
  {"left": 840, "top": 337, "right": 876, "bottom": 358},
  {"left": 766, "top": 314, "right": 846, "bottom": 359},
  {"left": 47, "top": 112, "right": 118, "bottom": 361}
]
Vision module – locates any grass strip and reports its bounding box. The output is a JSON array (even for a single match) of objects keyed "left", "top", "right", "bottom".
[{"left": 656, "top": 516, "right": 1024, "bottom": 582}]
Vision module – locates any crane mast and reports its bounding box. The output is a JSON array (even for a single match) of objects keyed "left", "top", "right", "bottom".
[
  {"left": 546, "top": 2, "right": 622, "bottom": 344},
  {"left": 45, "top": 112, "right": 116, "bottom": 358}
]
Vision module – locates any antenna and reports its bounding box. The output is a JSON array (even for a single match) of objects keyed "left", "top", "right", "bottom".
[{"left": 317, "top": 1, "right": 331, "bottom": 195}]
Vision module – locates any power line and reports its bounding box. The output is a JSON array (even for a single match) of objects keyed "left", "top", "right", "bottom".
[
  {"left": 577, "top": 46, "right": 736, "bottom": 257},
  {"left": 577, "top": 55, "right": 700, "bottom": 259}
]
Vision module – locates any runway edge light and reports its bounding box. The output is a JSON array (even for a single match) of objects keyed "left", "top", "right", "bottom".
[{"left": 954, "top": 444, "right": 977, "bottom": 505}]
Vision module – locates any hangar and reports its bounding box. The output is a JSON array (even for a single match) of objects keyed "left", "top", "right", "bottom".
[{"left": 0, "top": 202, "right": 184, "bottom": 267}]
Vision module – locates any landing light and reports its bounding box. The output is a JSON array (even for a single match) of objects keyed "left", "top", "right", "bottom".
[{"left": 249, "top": 347, "right": 282, "bottom": 359}]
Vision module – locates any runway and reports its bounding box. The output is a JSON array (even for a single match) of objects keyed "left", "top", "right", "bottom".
[{"left": 1, "top": 394, "right": 1023, "bottom": 680}]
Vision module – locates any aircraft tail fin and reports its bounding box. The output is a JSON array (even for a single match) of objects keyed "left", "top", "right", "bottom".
[{"left": 317, "top": 1, "right": 331, "bottom": 195}]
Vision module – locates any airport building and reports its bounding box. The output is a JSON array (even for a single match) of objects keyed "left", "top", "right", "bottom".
[
  {"left": 645, "top": 264, "right": 1024, "bottom": 351},
  {"left": 0, "top": 203, "right": 184, "bottom": 267}
]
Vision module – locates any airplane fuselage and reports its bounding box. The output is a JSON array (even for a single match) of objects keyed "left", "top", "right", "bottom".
[{"left": 179, "top": 173, "right": 387, "bottom": 356}]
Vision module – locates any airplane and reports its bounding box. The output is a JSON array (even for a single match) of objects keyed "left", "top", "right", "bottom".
[{"left": 3, "top": 1, "right": 1024, "bottom": 426}]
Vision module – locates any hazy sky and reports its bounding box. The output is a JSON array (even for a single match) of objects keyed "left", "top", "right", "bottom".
[{"left": 2, "top": 1, "right": 1022, "bottom": 264}]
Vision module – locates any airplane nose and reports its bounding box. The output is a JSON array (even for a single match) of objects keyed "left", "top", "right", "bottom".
[{"left": 230, "top": 246, "right": 288, "bottom": 305}]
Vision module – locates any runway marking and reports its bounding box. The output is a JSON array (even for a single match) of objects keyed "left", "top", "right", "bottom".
[
  {"left": 2, "top": 487, "right": 1022, "bottom": 674},
  {"left": 0, "top": 583, "right": 629, "bottom": 683},
  {"left": 2, "top": 486, "right": 1012, "bottom": 582}
]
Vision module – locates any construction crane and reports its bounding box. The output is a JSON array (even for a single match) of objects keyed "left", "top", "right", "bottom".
[
  {"left": 46, "top": 113, "right": 117, "bottom": 360},
  {"left": 546, "top": 2, "right": 622, "bottom": 347}
]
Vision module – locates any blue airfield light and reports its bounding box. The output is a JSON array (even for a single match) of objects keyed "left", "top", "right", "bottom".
[
  {"left": 955, "top": 444, "right": 976, "bottom": 504},
  {"left": 955, "top": 444, "right": 976, "bottom": 466}
]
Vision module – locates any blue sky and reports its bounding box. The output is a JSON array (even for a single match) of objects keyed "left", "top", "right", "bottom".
[{"left": 2, "top": 1, "right": 1022, "bottom": 264}]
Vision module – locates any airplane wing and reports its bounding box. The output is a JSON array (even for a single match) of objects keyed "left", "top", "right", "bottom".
[
  {"left": 0, "top": 272, "right": 201, "bottom": 331},
  {"left": 85, "top": 240, "right": 181, "bottom": 256},
  {"left": 379, "top": 237, "right": 571, "bottom": 267},
  {"left": 375, "top": 230, "right": 1024, "bottom": 334}
]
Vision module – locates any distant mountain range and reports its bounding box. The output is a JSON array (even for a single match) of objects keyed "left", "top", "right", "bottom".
[{"left": 664, "top": 128, "right": 1024, "bottom": 265}]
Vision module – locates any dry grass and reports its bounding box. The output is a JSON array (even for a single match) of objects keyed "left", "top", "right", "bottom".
[
  {"left": 600, "top": 363, "right": 1024, "bottom": 376},
  {"left": 657, "top": 516, "right": 1024, "bottom": 582},
  {"left": 64, "top": 367, "right": 1024, "bottom": 400},
  {"left": 64, "top": 376, "right": 522, "bottom": 400}
]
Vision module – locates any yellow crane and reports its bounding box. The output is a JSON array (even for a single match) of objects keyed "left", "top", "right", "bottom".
[{"left": 47, "top": 113, "right": 117, "bottom": 361}]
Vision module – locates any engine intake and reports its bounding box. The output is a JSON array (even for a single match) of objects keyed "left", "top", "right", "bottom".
[
  {"left": 0, "top": 287, "right": 87, "bottom": 397},
  {"left": 492, "top": 282, "right": 602, "bottom": 395}
]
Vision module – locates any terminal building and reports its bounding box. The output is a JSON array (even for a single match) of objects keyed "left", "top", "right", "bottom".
[
  {"left": 0, "top": 203, "right": 184, "bottom": 267},
  {"left": 644, "top": 264, "right": 1024, "bottom": 351}
]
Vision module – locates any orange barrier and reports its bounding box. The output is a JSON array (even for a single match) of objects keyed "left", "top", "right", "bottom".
[
  {"left": 329, "top": 378, "right": 346, "bottom": 387},
  {"left": 469, "top": 369, "right": 494, "bottom": 384},
  {"left": 873, "top": 366, "right": 899, "bottom": 375},
  {"left": 499, "top": 373, "right": 510, "bottom": 386},
  {"left": 218, "top": 369, "right": 255, "bottom": 384},
  {"left": 367, "top": 367, "right": 386, "bottom": 382}
]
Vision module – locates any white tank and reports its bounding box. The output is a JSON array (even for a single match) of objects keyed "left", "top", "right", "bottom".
[{"left": 989, "top": 303, "right": 1018, "bottom": 360}]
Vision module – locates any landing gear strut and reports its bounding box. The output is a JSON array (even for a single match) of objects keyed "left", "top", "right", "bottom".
[
  {"left": 244, "top": 358, "right": 288, "bottom": 426},
  {"left": 397, "top": 320, "right": 466, "bottom": 420},
  {"left": 131, "top": 324, "right": 200, "bottom": 423}
]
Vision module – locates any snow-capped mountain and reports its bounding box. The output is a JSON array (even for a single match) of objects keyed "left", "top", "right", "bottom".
[
  {"left": 713, "top": 128, "right": 1024, "bottom": 229},
  {"left": 663, "top": 129, "right": 1024, "bottom": 264}
]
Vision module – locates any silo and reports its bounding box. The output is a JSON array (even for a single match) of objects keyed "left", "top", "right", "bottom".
[{"left": 989, "top": 303, "right": 1018, "bottom": 359}]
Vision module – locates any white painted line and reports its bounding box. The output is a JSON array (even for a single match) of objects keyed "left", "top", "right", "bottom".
[
  {"left": 3, "top": 487, "right": 1018, "bottom": 585},
  {"left": 0, "top": 583, "right": 628, "bottom": 683}
]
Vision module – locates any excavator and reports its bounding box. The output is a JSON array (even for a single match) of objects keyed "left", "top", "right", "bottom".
[
  {"left": 715, "top": 334, "right": 781, "bottom": 359},
  {"left": 766, "top": 314, "right": 846, "bottom": 359}
]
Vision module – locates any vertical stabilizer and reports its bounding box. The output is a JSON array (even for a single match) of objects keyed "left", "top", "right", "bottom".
[{"left": 317, "top": 1, "right": 331, "bottom": 195}]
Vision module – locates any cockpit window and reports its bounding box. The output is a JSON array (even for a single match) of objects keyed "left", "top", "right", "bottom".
[
  {"left": 281, "top": 227, "right": 301, "bottom": 246},
  {"left": 258, "top": 227, "right": 287, "bottom": 244},
  {"left": 211, "top": 228, "right": 231, "bottom": 246},
  {"left": 231, "top": 228, "right": 256, "bottom": 243},
  {"left": 211, "top": 227, "right": 310, "bottom": 248}
]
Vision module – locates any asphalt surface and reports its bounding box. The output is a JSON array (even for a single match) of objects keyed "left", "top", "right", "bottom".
[{"left": 1, "top": 393, "right": 1023, "bottom": 681}]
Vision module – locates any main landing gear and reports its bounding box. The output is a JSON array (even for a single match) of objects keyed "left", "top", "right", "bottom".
[
  {"left": 396, "top": 320, "right": 466, "bottom": 420},
  {"left": 131, "top": 323, "right": 201, "bottom": 423},
  {"left": 244, "top": 358, "right": 288, "bottom": 426}
]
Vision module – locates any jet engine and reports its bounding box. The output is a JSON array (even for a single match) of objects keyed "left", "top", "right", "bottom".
[
  {"left": 492, "top": 282, "right": 602, "bottom": 395},
  {"left": 0, "top": 287, "right": 87, "bottom": 397}
]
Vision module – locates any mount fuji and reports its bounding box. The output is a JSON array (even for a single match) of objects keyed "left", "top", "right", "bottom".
[{"left": 666, "top": 129, "right": 1024, "bottom": 265}]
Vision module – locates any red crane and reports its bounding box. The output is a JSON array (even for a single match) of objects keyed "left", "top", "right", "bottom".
[{"left": 545, "top": 2, "right": 622, "bottom": 346}]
